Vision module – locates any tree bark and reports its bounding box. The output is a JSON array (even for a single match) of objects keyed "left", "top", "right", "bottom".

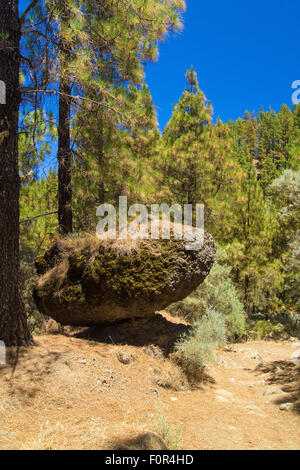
[
  {"left": 98, "top": 119, "right": 106, "bottom": 205},
  {"left": 0, "top": 0, "right": 32, "bottom": 346},
  {"left": 57, "top": 77, "right": 72, "bottom": 234},
  {"left": 57, "top": 5, "right": 72, "bottom": 235}
]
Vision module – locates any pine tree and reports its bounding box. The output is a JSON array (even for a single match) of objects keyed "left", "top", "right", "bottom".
[
  {"left": 257, "top": 106, "right": 295, "bottom": 193},
  {"left": 23, "top": 0, "right": 186, "bottom": 234},
  {"left": 161, "top": 67, "right": 243, "bottom": 234},
  {"left": 162, "top": 66, "right": 213, "bottom": 206},
  {"left": 0, "top": 0, "right": 32, "bottom": 346},
  {"left": 57, "top": 1, "right": 72, "bottom": 234},
  {"left": 229, "top": 114, "right": 282, "bottom": 317},
  {"left": 72, "top": 83, "right": 160, "bottom": 231}
]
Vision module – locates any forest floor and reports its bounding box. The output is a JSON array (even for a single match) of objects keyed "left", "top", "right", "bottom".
[{"left": 0, "top": 311, "right": 299, "bottom": 450}]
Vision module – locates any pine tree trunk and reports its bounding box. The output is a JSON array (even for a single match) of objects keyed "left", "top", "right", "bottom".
[
  {"left": 57, "top": 77, "right": 72, "bottom": 234},
  {"left": 97, "top": 51, "right": 105, "bottom": 206},
  {"left": 0, "top": 0, "right": 32, "bottom": 346},
  {"left": 98, "top": 121, "right": 106, "bottom": 205},
  {"left": 57, "top": 7, "right": 72, "bottom": 235}
]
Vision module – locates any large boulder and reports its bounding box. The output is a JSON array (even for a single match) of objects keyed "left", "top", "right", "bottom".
[{"left": 33, "top": 232, "right": 215, "bottom": 326}]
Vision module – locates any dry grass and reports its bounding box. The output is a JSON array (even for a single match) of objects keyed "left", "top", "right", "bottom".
[
  {"left": 106, "top": 404, "right": 184, "bottom": 450},
  {"left": 152, "top": 359, "right": 187, "bottom": 391},
  {"left": 1, "top": 316, "right": 300, "bottom": 450},
  {"left": 153, "top": 405, "right": 184, "bottom": 450},
  {"left": 38, "top": 259, "right": 69, "bottom": 290},
  {"left": 37, "top": 219, "right": 203, "bottom": 289},
  {"left": 36, "top": 232, "right": 156, "bottom": 290},
  {"left": 20, "top": 419, "right": 109, "bottom": 450},
  {"left": 37, "top": 234, "right": 139, "bottom": 289},
  {"left": 19, "top": 421, "right": 64, "bottom": 450}
]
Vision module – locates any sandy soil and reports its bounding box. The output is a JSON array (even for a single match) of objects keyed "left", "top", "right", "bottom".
[{"left": 0, "top": 312, "right": 299, "bottom": 450}]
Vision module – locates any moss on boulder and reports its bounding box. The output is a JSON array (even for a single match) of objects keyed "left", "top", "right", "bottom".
[{"left": 33, "top": 233, "right": 215, "bottom": 326}]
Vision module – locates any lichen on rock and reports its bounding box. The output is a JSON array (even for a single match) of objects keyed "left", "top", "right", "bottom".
[{"left": 33, "top": 232, "right": 215, "bottom": 326}]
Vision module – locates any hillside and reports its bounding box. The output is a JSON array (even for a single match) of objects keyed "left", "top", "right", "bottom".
[{"left": 0, "top": 311, "right": 299, "bottom": 450}]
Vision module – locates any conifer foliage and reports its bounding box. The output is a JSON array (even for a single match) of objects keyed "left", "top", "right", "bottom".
[{"left": 0, "top": 1, "right": 299, "bottom": 343}]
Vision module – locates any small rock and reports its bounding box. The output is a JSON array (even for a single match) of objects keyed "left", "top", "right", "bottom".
[
  {"left": 291, "top": 350, "right": 300, "bottom": 365},
  {"left": 216, "top": 389, "right": 234, "bottom": 400},
  {"left": 246, "top": 404, "right": 261, "bottom": 412},
  {"left": 77, "top": 358, "right": 87, "bottom": 364},
  {"left": 216, "top": 396, "right": 231, "bottom": 404},
  {"left": 263, "top": 386, "right": 282, "bottom": 396},
  {"left": 227, "top": 425, "right": 238, "bottom": 432},
  {"left": 170, "top": 397, "right": 178, "bottom": 402},
  {"left": 241, "top": 348, "right": 264, "bottom": 361},
  {"left": 279, "top": 403, "right": 294, "bottom": 412},
  {"left": 113, "top": 431, "right": 168, "bottom": 451},
  {"left": 117, "top": 350, "right": 135, "bottom": 365},
  {"left": 223, "top": 346, "right": 237, "bottom": 353},
  {"left": 248, "top": 380, "right": 265, "bottom": 388}
]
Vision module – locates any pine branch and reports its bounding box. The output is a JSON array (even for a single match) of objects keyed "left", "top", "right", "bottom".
[
  {"left": 20, "top": 211, "right": 58, "bottom": 224},
  {"left": 22, "top": 88, "right": 130, "bottom": 119},
  {"left": 20, "top": 0, "right": 39, "bottom": 26}
]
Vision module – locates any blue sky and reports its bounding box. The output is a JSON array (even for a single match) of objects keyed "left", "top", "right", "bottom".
[
  {"left": 19, "top": 0, "right": 299, "bottom": 132},
  {"left": 145, "top": 0, "right": 300, "bottom": 129}
]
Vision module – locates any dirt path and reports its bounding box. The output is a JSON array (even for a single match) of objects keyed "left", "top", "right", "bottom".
[
  {"left": 0, "top": 317, "right": 299, "bottom": 450},
  {"left": 178, "top": 341, "right": 300, "bottom": 449}
]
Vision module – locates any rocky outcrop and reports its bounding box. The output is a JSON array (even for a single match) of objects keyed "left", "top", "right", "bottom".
[{"left": 33, "top": 232, "right": 215, "bottom": 326}]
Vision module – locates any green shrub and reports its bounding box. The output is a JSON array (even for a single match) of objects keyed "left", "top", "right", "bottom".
[
  {"left": 271, "top": 311, "right": 300, "bottom": 337},
  {"left": 154, "top": 405, "right": 184, "bottom": 450},
  {"left": 248, "top": 320, "right": 285, "bottom": 340},
  {"left": 168, "top": 249, "right": 246, "bottom": 341},
  {"left": 225, "top": 308, "right": 247, "bottom": 341},
  {"left": 174, "top": 309, "right": 226, "bottom": 381},
  {"left": 166, "top": 299, "right": 199, "bottom": 319},
  {"left": 248, "top": 314, "right": 300, "bottom": 340}
]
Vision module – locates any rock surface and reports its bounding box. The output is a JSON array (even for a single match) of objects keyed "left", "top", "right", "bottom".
[
  {"left": 117, "top": 350, "right": 135, "bottom": 365},
  {"left": 33, "top": 232, "right": 215, "bottom": 326}
]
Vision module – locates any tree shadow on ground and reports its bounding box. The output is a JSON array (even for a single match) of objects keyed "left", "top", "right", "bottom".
[
  {"left": 0, "top": 345, "right": 69, "bottom": 403},
  {"left": 255, "top": 360, "right": 300, "bottom": 414},
  {"left": 72, "top": 313, "right": 192, "bottom": 357},
  {"left": 72, "top": 313, "right": 216, "bottom": 388}
]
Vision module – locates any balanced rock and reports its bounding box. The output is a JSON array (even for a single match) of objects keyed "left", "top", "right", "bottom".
[{"left": 33, "top": 232, "right": 215, "bottom": 326}]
